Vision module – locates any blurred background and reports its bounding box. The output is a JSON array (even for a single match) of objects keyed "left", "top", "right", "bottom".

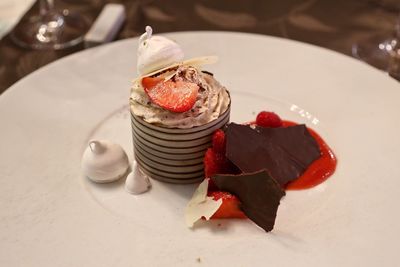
[{"left": 0, "top": 0, "right": 399, "bottom": 93}]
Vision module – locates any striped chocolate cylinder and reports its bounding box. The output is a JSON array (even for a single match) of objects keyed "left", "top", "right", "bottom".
[{"left": 131, "top": 105, "right": 230, "bottom": 184}]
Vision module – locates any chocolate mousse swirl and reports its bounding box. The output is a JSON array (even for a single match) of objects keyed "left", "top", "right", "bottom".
[{"left": 130, "top": 66, "right": 230, "bottom": 128}]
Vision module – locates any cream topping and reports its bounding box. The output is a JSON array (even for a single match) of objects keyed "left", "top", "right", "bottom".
[{"left": 130, "top": 66, "right": 230, "bottom": 128}]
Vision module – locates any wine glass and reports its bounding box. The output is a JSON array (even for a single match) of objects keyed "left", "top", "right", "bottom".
[
  {"left": 10, "top": 0, "right": 88, "bottom": 50},
  {"left": 352, "top": 14, "right": 400, "bottom": 72},
  {"left": 388, "top": 40, "right": 400, "bottom": 80}
]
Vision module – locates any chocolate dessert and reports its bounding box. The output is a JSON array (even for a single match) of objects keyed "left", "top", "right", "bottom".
[{"left": 130, "top": 26, "right": 231, "bottom": 183}]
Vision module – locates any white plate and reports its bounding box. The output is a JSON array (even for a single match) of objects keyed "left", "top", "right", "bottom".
[{"left": 1, "top": 32, "right": 400, "bottom": 267}]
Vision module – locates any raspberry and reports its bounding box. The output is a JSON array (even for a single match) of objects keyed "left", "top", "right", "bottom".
[
  {"left": 256, "top": 111, "right": 283, "bottom": 128},
  {"left": 212, "top": 129, "right": 226, "bottom": 154}
]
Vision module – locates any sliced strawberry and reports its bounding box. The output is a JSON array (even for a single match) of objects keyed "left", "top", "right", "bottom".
[
  {"left": 141, "top": 76, "right": 164, "bottom": 89},
  {"left": 212, "top": 129, "right": 226, "bottom": 154},
  {"left": 141, "top": 77, "right": 199, "bottom": 113},
  {"left": 255, "top": 111, "right": 283, "bottom": 128},
  {"left": 209, "top": 191, "right": 246, "bottom": 219}
]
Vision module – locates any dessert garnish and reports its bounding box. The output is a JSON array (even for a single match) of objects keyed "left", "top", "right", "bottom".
[
  {"left": 185, "top": 179, "right": 222, "bottom": 228},
  {"left": 255, "top": 111, "right": 283, "bottom": 127},
  {"left": 81, "top": 140, "right": 129, "bottom": 183},
  {"left": 186, "top": 110, "right": 337, "bottom": 232},
  {"left": 208, "top": 191, "right": 246, "bottom": 219},
  {"left": 141, "top": 76, "right": 199, "bottom": 113},
  {"left": 225, "top": 123, "right": 321, "bottom": 186},
  {"left": 137, "top": 26, "right": 184, "bottom": 76},
  {"left": 212, "top": 170, "right": 286, "bottom": 232},
  {"left": 125, "top": 161, "right": 151, "bottom": 195}
]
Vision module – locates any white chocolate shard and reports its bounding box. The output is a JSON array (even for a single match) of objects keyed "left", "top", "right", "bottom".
[{"left": 185, "top": 179, "right": 222, "bottom": 228}]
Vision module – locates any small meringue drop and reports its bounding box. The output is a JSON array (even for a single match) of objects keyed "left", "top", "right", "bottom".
[
  {"left": 125, "top": 161, "right": 151, "bottom": 195},
  {"left": 81, "top": 140, "right": 129, "bottom": 183},
  {"left": 137, "top": 25, "right": 184, "bottom": 76}
]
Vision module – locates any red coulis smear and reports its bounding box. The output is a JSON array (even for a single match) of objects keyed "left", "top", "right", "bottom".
[{"left": 281, "top": 120, "right": 337, "bottom": 190}]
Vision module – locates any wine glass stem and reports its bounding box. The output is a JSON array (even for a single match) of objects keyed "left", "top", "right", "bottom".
[{"left": 40, "top": 0, "right": 54, "bottom": 17}]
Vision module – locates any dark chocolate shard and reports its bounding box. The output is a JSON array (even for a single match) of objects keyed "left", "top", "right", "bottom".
[
  {"left": 225, "top": 123, "right": 321, "bottom": 186},
  {"left": 212, "top": 170, "right": 285, "bottom": 232}
]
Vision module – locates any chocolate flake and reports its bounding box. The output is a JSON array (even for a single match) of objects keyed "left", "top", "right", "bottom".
[
  {"left": 201, "top": 70, "right": 214, "bottom": 76},
  {"left": 212, "top": 170, "right": 285, "bottom": 232},
  {"left": 225, "top": 123, "right": 321, "bottom": 186}
]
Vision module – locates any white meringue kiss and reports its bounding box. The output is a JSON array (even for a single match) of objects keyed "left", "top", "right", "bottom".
[
  {"left": 81, "top": 140, "right": 129, "bottom": 183},
  {"left": 125, "top": 161, "right": 151, "bottom": 195},
  {"left": 137, "top": 26, "right": 184, "bottom": 76}
]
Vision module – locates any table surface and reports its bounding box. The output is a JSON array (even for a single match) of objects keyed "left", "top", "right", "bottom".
[{"left": 0, "top": 0, "right": 399, "bottom": 94}]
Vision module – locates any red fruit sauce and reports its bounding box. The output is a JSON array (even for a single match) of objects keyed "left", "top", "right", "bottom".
[{"left": 281, "top": 120, "right": 337, "bottom": 190}]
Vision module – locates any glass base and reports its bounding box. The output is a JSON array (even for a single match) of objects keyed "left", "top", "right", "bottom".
[
  {"left": 10, "top": 10, "right": 88, "bottom": 50},
  {"left": 352, "top": 35, "right": 400, "bottom": 71}
]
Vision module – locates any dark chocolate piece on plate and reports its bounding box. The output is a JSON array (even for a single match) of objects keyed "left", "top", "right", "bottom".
[
  {"left": 225, "top": 123, "right": 321, "bottom": 186},
  {"left": 212, "top": 170, "right": 285, "bottom": 232}
]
